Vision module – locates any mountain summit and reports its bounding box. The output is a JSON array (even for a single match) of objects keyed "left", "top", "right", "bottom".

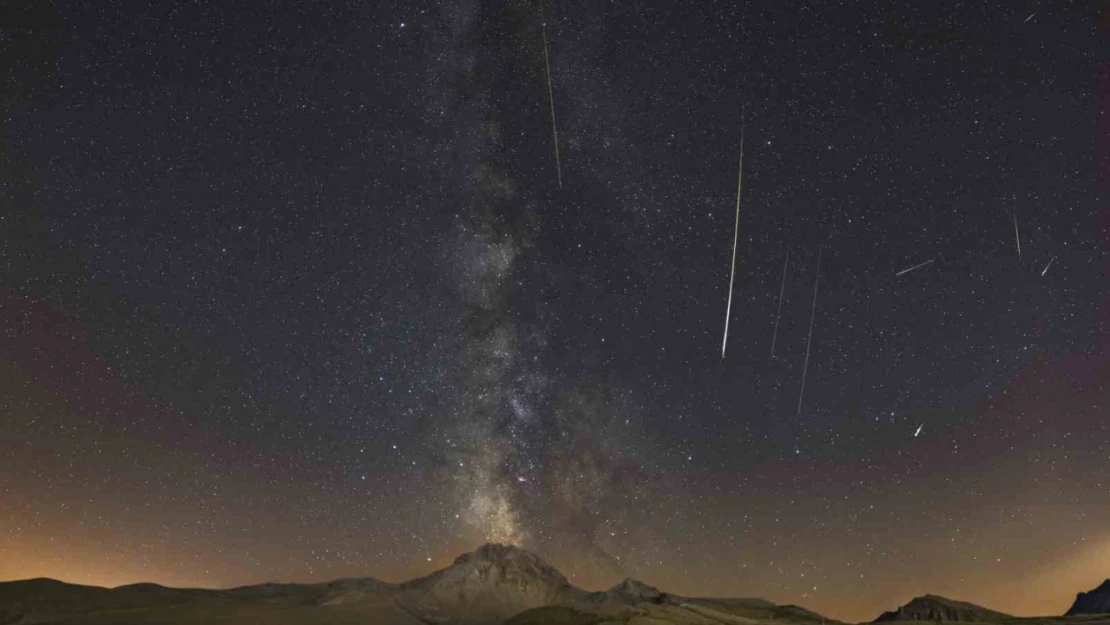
[
  {"left": 1067, "top": 579, "right": 1110, "bottom": 616},
  {"left": 874, "top": 594, "right": 1011, "bottom": 623},
  {"left": 43, "top": 545, "right": 1110, "bottom": 625},
  {"left": 447, "top": 543, "right": 571, "bottom": 584},
  {"left": 397, "top": 543, "right": 586, "bottom": 623},
  {"left": 586, "top": 577, "right": 676, "bottom": 605},
  {"left": 3, "top": 546, "right": 1109, "bottom": 624}
]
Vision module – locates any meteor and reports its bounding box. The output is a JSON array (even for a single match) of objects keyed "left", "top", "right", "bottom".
[
  {"left": 914, "top": 424, "right": 923, "bottom": 437},
  {"left": 540, "top": 5, "right": 562, "bottom": 188},
  {"left": 895, "top": 258, "right": 934, "bottom": 277},
  {"left": 769, "top": 249, "right": 789, "bottom": 360},
  {"left": 1013, "top": 213, "right": 1021, "bottom": 259},
  {"left": 1041, "top": 257, "right": 1055, "bottom": 276},
  {"left": 720, "top": 115, "right": 745, "bottom": 359},
  {"left": 796, "top": 246, "right": 822, "bottom": 416}
]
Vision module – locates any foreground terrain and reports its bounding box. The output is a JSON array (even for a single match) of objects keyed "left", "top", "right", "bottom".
[{"left": 1, "top": 544, "right": 1107, "bottom": 625}]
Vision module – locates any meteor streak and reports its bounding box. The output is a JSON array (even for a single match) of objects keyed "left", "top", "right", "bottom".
[
  {"left": 796, "top": 246, "right": 821, "bottom": 417},
  {"left": 540, "top": 6, "right": 562, "bottom": 188},
  {"left": 770, "top": 249, "right": 789, "bottom": 360},
  {"left": 895, "top": 258, "right": 934, "bottom": 276},
  {"left": 1041, "top": 257, "right": 1055, "bottom": 276},
  {"left": 914, "top": 424, "right": 923, "bottom": 437},
  {"left": 720, "top": 116, "right": 745, "bottom": 359},
  {"left": 1013, "top": 213, "right": 1021, "bottom": 259}
]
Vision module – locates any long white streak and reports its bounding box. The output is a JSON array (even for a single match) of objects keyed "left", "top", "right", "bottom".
[
  {"left": 1013, "top": 213, "right": 1021, "bottom": 259},
  {"left": 895, "top": 258, "right": 934, "bottom": 276},
  {"left": 770, "top": 249, "right": 789, "bottom": 360},
  {"left": 796, "top": 246, "right": 822, "bottom": 417},
  {"left": 1023, "top": 12, "right": 1036, "bottom": 23},
  {"left": 721, "top": 121, "right": 745, "bottom": 358},
  {"left": 1041, "top": 257, "right": 1055, "bottom": 276},
  {"left": 540, "top": 7, "right": 562, "bottom": 188}
]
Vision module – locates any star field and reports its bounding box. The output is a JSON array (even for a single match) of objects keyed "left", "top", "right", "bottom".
[{"left": 1, "top": 0, "right": 1106, "bottom": 621}]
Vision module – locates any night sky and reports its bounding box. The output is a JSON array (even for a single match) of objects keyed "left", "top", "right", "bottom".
[{"left": 2, "top": 0, "right": 1107, "bottom": 621}]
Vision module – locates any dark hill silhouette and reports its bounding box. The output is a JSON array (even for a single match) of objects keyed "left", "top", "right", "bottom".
[
  {"left": 0, "top": 545, "right": 838, "bottom": 625},
  {"left": 1068, "top": 580, "right": 1110, "bottom": 616},
  {"left": 393, "top": 543, "right": 587, "bottom": 623},
  {"left": 874, "top": 594, "right": 1011, "bottom": 622},
  {"left": 4, "top": 546, "right": 1108, "bottom": 625}
]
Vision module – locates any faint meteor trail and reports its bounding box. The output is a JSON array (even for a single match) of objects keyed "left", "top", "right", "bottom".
[
  {"left": 1023, "top": 12, "right": 1036, "bottom": 23},
  {"left": 769, "top": 249, "right": 789, "bottom": 360},
  {"left": 1041, "top": 257, "right": 1055, "bottom": 276},
  {"left": 895, "top": 258, "right": 934, "bottom": 276},
  {"left": 720, "top": 116, "right": 746, "bottom": 359},
  {"left": 796, "top": 246, "right": 822, "bottom": 417},
  {"left": 1013, "top": 213, "right": 1021, "bottom": 259},
  {"left": 540, "top": 6, "right": 562, "bottom": 188}
]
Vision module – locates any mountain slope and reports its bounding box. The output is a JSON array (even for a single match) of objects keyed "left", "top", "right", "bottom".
[
  {"left": 874, "top": 594, "right": 1011, "bottom": 622},
  {"left": 505, "top": 601, "right": 759, "bottom": 625},
  {"left": 1068, "top": 580, "right": 1110, "bottom": 616},
  {"left": 0, "top": 544, "right": 844, "bottom": 625},
  {"left": 395, "top": 543, "right": 589, "bottom": 624},
  {"left": 0, "top": 578, "right": 229, "bottom": 625},
  {"left": 584, "top": 578, "right": 677, "bottom": 605},
  {"left": 0, "top": 576, "right": 414, "bottom": 625},
  {"left": 690, "top": 598, "right": 833, "bottom": 623}
]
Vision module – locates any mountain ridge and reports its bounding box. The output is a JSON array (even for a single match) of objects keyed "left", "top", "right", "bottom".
[
  {"left": 1068, "top": 580, "right": 1110, "bottom": 616},
  {"left": 0, "top": 544, "right": 830, "bottom": 625},
  {"left": 874, "top": 594, "right": 1012, "bottom": 623},
  {"left": 2, "top": 546, "right": 1109, "bottom": 624}
]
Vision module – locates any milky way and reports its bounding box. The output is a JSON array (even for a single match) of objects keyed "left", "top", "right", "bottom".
[{"left": 430, "top": 4, "right": 658, "bottom": 572}]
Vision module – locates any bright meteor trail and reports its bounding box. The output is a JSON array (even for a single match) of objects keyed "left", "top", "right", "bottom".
[
  {"left": 540, "top": 6, "right": 562, "bottom": 188},
  {"left": 896, "top": 258, "right": 934, "bottom": 276},
  {"left": 796, "top": 246, "right": 822, "bottom": 416},
  {"left": 720, "top": 117, "right": 745, "bottom": 359},
  {"left": 769, "top": 249, "right": 789, "bottom": 360},
  {"left": 1013, "top": 213, "right": 1021, "bottom": 259}
]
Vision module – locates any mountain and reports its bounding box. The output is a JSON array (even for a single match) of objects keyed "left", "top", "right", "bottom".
[
  {"left": 394, "top": 543, "right": 588, "bottom": 623},
  {"left": 0, "top": 575, "right": 417, "bottom": 625},
  {"left": 584, "top": 578, "right": 677, "bottom": 605},
  {"left": 873, "top": 594, "right": 1011, "bottom": 623},
  {"left": 0, "top": 544, "right": 838, "bottom": 625},
  {"left": 506, "top": 601, "right": 772, "bottom": 624},
  {"left": 0, "top": 578, "right": 230, "bottom": 625},
  {"left": 1068, "top": 580, "right": 1110, "bottom": 616},
  {"left": 8, "top": 558, "right": 1110, "bottom": 625},
  {"left": 510, "top": 594, "right": 838, "bottom": 625}
]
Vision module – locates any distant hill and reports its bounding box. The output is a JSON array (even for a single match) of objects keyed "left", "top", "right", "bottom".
[
  {"left": 1068, "top": 580, "right": 1110, "bottom": 616},
  {"left": 0, "top": 543, "right": 839, "bottom": 625},
  {"left": 6, "top": 547, "right": 1108, "bottom": 625},
  {"left": 873, "top": 594, "right": 1011, "bottom": 623},
  {"left": 508, "top": 598, "right": 840, "bottom": 625},
  {"left": 0, "top": 575, "right": 411, "bottom": 625},
  {"left": 505, "top": 601, "right": 774, "bottom": 624},
  {"left": 583, "top": 578, "right": 676, "bottom": 605},
  {"left": 393, "top": 543, "right": 588, "bottom": 623}
]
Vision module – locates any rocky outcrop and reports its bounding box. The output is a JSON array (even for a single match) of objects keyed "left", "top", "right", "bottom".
[
  {"left": 1067, "top": 580, "right": 1110, "bottom": 615},
  {"left": 586, "top": 578, "right": 676, "bottom": 605},
  {"left": 396, "top": 543, "right": 588, "bottom": 624},
  {"left": 0, "top": 545, "right": 844, "bottom": 625},
  {"left": 874, "top": 594, "right": 1010, "bottom": 622}
]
